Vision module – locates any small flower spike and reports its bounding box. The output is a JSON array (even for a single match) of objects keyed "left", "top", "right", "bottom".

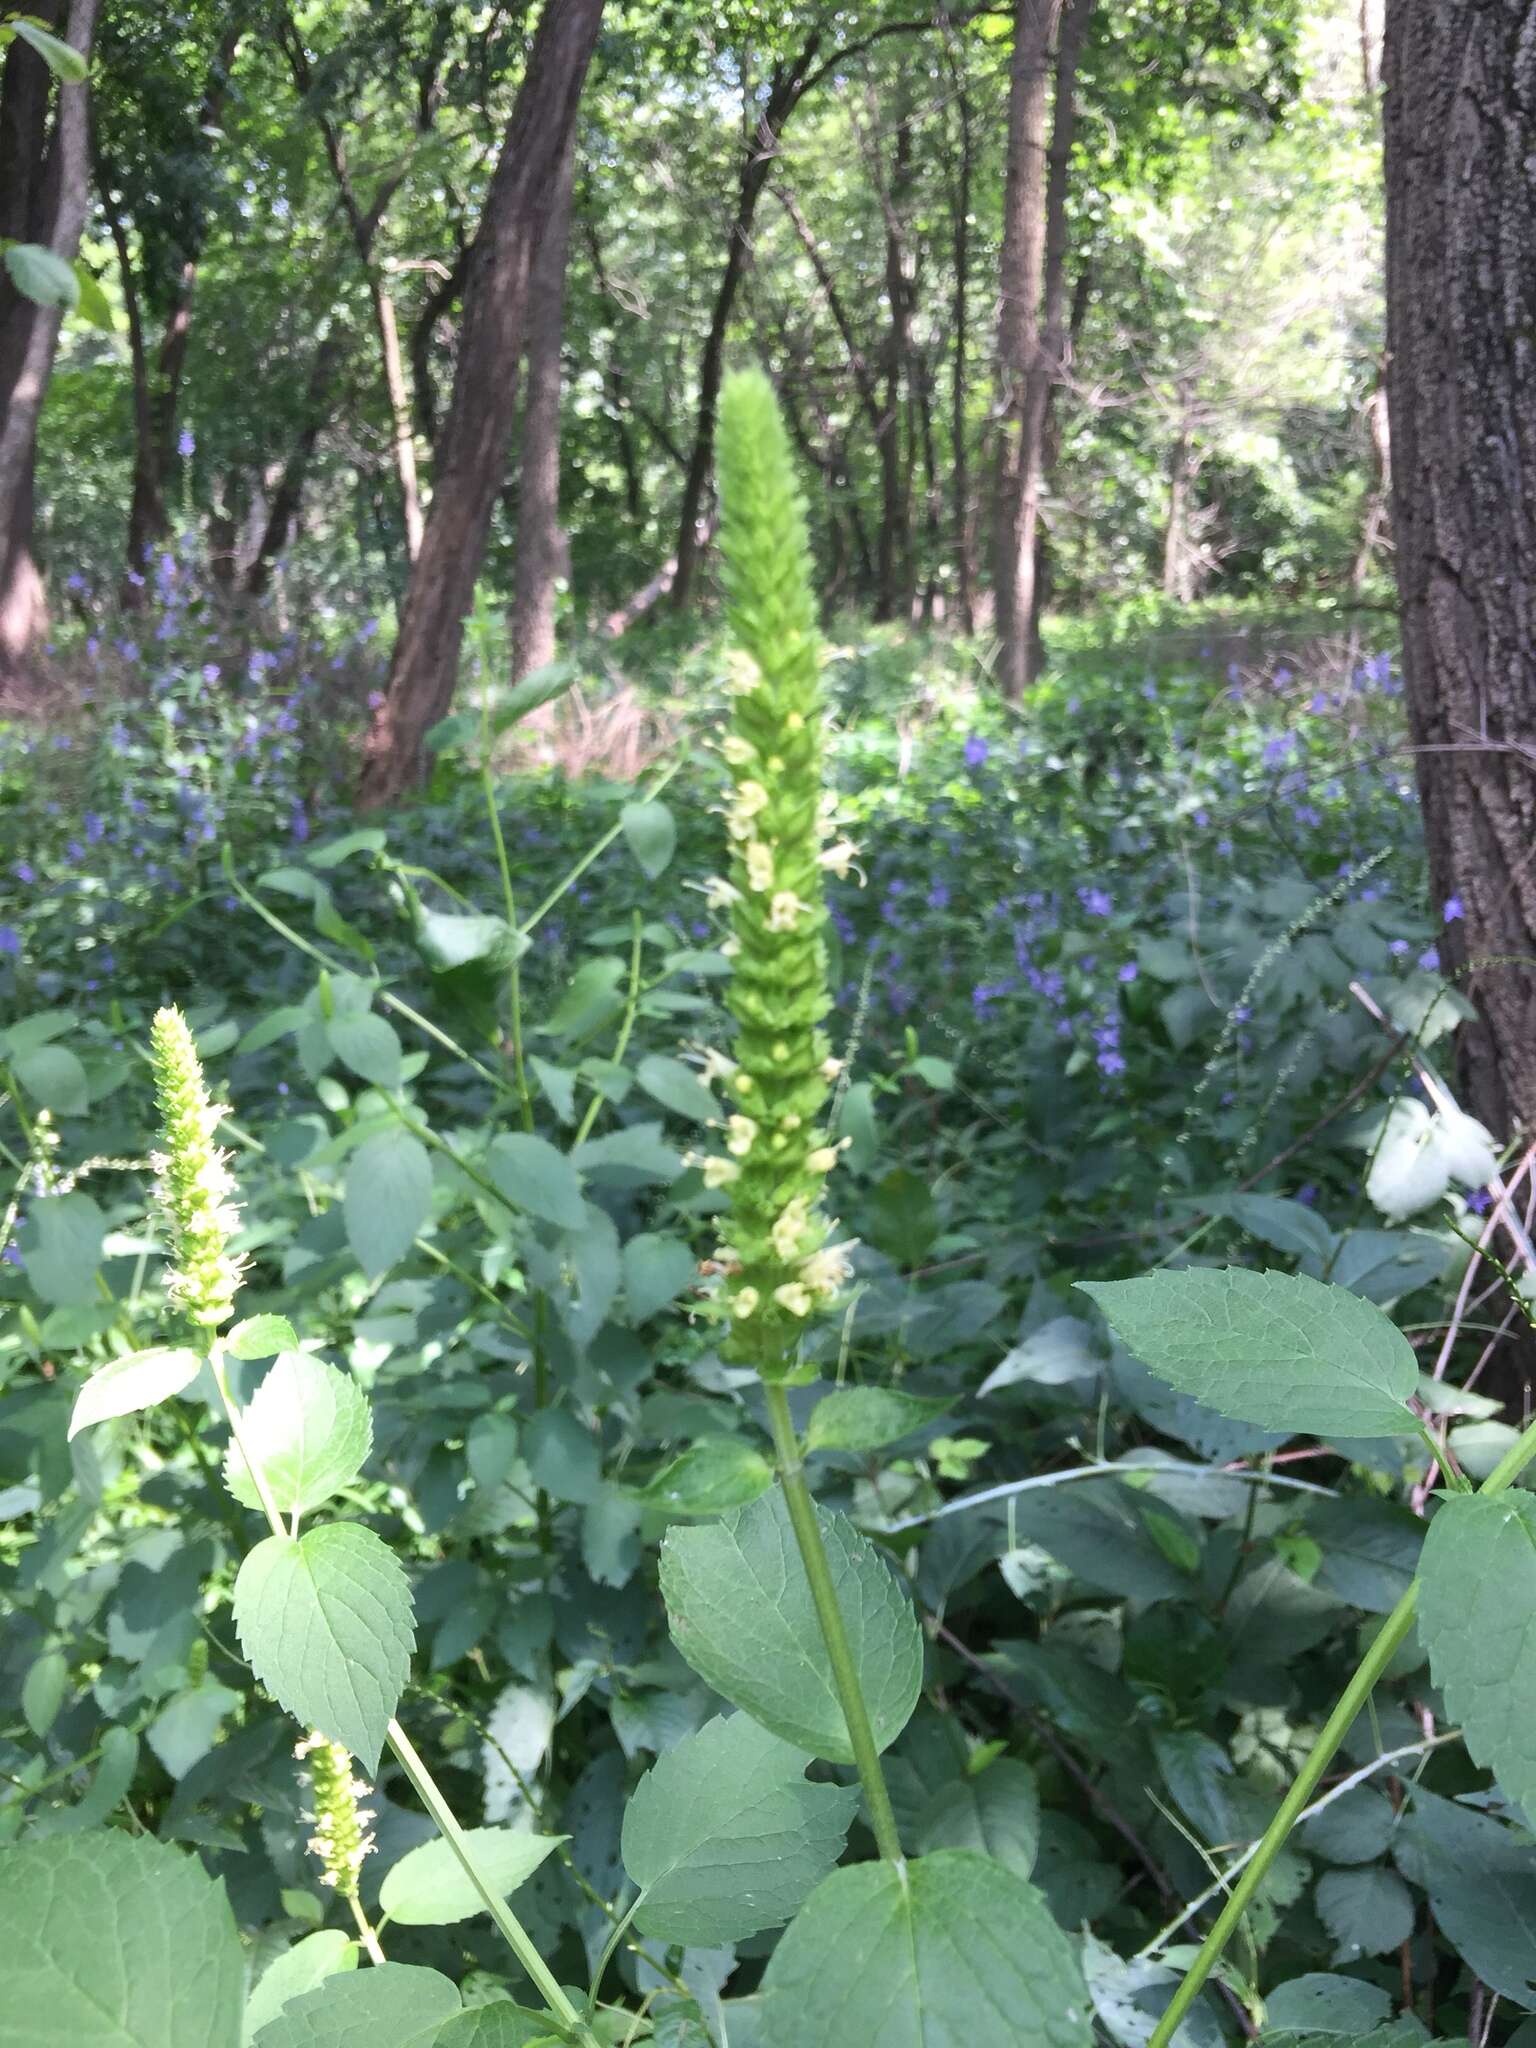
[{"left": 148, "top": 1006, "right": 246, "bottom": 1328}]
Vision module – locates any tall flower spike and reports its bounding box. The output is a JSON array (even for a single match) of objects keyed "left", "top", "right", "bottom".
[
  {"left": 148, "top": 1006, "right": 246, "bottom": 1328},
  {"left": 707, "top": 368, "right": 856, "bottom": 1384}
]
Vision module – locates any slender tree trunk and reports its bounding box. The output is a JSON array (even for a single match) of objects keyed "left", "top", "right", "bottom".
[
  {"left": 1383, "top": 0, "right": 1536, "bottom": 1140},
  {"left": 509, "top": 131, "right": 576, "bottom": 682},
  {"left": 669, "top": 45, "right": 821, "bottom": 613},
  {"left": 244, "top": 331, "right": 347, "bottom": 597},
  {"left": 357, "top": 0, "right": 605, "bottom": 807},
  {"left": 875, "top": 114, "right": 915, "bottom": 622},
  {"left": 0, "top": 0, "right": 99, "bottom": 695},
  {"left": 942, "top": 21, "right": 977, "bottom": 631},
  {"left": 1351, "top": 369, "right": 1392, "bottom": 589}
]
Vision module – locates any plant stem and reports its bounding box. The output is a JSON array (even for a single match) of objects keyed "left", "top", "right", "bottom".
[
  {"left": 762, "top": 1382, "right": 905, "bottom": 1865},
  {"left": 386, "top": 1717, "right": 598, "bottom": 2047},
  {"left": 1148, "top": 1580, "right": 1420, "bottom": 2048},
  {"left": 347, "top": 1891, "right": 387, "bottom": 1967},
  {"left": 1151, "top": 1398, "right": 1536, "bottom": 2044}
]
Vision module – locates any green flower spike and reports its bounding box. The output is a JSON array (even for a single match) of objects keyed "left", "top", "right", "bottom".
[
  {"left": 295, "top": 1732, "right": 376, "bottom": 1898},
  {"left": 698, "top": 368, "right": 857, "bottom": 1384},
  {"left": 148, "top": 1005, "right": 246, "bottom": 1329}
]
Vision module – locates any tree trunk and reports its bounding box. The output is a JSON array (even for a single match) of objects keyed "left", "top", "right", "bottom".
[
  {"left": 875, "top": 113, "right": 915, "bottom": 622},
  {"left": 1351, "top": 368, "right": 1392, "bottom": 589},
  {"left": 668, "top": 43, "right": 821, "bottom": 613},
  {"left": 942, "top": 19, "right": 977, "bottom": 632},
  {"left": 509, "top": 130, "right": 576, "bottom": 683},
  {"left": 0, "top": 0, "right": 99, "bottom": 696},
  {"left": 1383, "top": 0, "right": 1536, "bottom": 1142},
  {"left": 1162, "top": 377, "right": 1200, "bottom": 602},
  {"left": 357, "top": 0, "right": 605, "bottom": 807}
]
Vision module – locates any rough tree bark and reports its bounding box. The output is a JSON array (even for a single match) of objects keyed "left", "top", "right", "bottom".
[
  {"left": 993, "top": 0, "right": 1093, "bottom": 698},
  {"left": 1383, "top": 0, "right": 1536, "bottom": 1140},
  {"left": 0, "top": 0, "right": 99, "bottom": 696},
  {"left": 509, "top": 130, "right": 577, "bottom": 683},
  {"left": 357, "top": 0, "right": 605, "bottom": 807},
  {"left": 941, "top": 16, "right": 977, "bottom": 631}
]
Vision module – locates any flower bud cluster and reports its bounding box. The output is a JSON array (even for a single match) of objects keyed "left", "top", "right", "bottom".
[
  {"left": 692, "top": 370, "right": 857, "bottom": 1384},
  {"left": 148, "top": 1006, "right": 246, "bottom": 1328},
  {"left": 295, "top": 1732, "right": 376, "bottom": 1897}
]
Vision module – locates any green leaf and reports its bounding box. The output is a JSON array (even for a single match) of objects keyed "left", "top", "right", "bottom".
[
  {"left": 9, "top": 19, "right": 88, "bottom": 79},
  {"left": 915, "top": 1758, "right": 1041, "bottom": 1877},
  {"left": 432, "top": 2009, "right": 553, "bottom": 2048},
  {"left": 327, "top": 1011, "right": 403, "bottom": 1090},
  {"left": 233, "top": 1522, "right": 414, "bottom": 1771},
  {"left": 621, "top": 799, "right": 677, "bottom": 878},
  {"left": 636, "top": 1052, "right": 717, "bottom": 1123},
  {"left": 522, "top": 1408, "right": 602, "bottom": 1504},
  {"left": 243, "top": 1933, "right": 357, "bottom": 2045},
  {"left": 1395, "top": 1789, "right": 1536, "bottom": 2003},
  {"left": 13, "top": 1041, "right": 88, "bottom": 1113},
  {"left": 543, "top": 957, "right": 626, "bottom": 1042},
  {"left": 1197, "top": 1193, "right": 1336, "bottom": 1262},
  {"left": 378, "top": 1827, "right": 564, "bottom": 1927},
  {"left": 1263, "top": 1978, "right": 1393, "bottom": 2037},
  {"left": 18, "top": 1190, "right": 104, "bottom": 1305},
  {"left": 147, "top": 1678, "right": 243, "bottom": 1779},
  {"left": 21, "top": 1647, "right": 67, "bottom": 1736},
  {"left": 0, "top": 1831, "right": 243, "bottom": 2048},
  {"left": 760, "top": 1850, "right": 1091, "bottom": 2048},
  {"left": 623, "top": 1231, "right": 697, "bottom": 1321},
  {"left": 1078, "top": 1268, "right": 1417, "bottom": 1439},
  {"left": 2, "top": 240, "right": 78, "bottom": 309},
  {"left": 224, "top": 1353, "right": 372, "bottom": 1515},
  {"left": 1315, "top": 1866, "right": 1414, "bottom": 1961},
  {"left": 623, "top": 1712, "right": 857, "bottom": 1945},
  {"left": 414, "top": 907, "right": 526, "bottom": 973},
  {"left": 68, "top": 1345, "right": 202, "bottom": 1438},
  {"left": 251, "top": 1964, "right": 458, "bottom": 2048},
  {"left": 229, "top": 1315, "right": 300, "bottom": 1359},
  {"left": 635, "top": 1437, "right": 775, "bottom": 1515},
  {"left": 73, "top": 261, "right": 112, "bottom": 329},
  {"left": 659, "top": 1486, "right": 922, "bottom": 1763},
  {"left": 491, "top": 656, "right": 580, "bottom": 734},
  {"left": 344, "top": 1128, "right": 432, "bottom": 1278},
  {"left": 806, "top": 1386, "right": 953, "bottom": 1453},
  {"left": 1419, "top": 1491, "right": 1536, "bottom": 1816},
  {"left": 486, "top": 1131, "right": 587, "bottom": 1229}
]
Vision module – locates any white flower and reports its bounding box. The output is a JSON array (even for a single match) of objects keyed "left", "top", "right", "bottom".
[
  {"left": 725, "top": 1114, "right": 758, "bottom": 1157},
  {"left": 806, "top": 1145, "right": 839, "bottom": 1175},
  {"left": 731, "top": 1286, "right": 760, "bottom": 1318},
  {"left": 821, "top": 1055, "right": 844, "bottom": 1081},
  {"left": 694, "top": 874, "right": 741, "bottom": 909},
  {"left": 771, "top": 1197, "right": 810, "bottom": 1260},
  {"left": 820, "top": 839, "right": 862, "bottom": 881},
  {"left": 734, "top": 779, "right": 769, "bottom": 821},
  {"left": 1435, "top": 1105, "right": 1499, "bottom": 1188},
  {"left": 696, "top": 1046, "right": 737, "bottom": 1085},
  {"left": 720, "top": 734, "right": 755, "bottom": 765},
  {"left": 702, "top": 1156, "right": 740, "bottom": 1189},
  {"left": 767, "top": 890, "right": 810, "bottom": 932},
  {"left": 724, "top": 649, "right": 763, "bottom": 696},
  {"left": 744, "top": 840, "right": 774, "bottom": 893},
  {"left": 801, "top": 1240, "right": 856, "bottom": 1297},
  {"left": 774, "top": 1282, "right": 814, "bottom": 1317}
]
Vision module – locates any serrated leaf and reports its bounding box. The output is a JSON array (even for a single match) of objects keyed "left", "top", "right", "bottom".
[
  {"left": 621, "top": 799, "right": 677, "bottom": 878},
  {"left": 344, "top": 1128, "right": 432, "bottom": 1278},
  {"left": 229, "top": 1315, "right": 299, "bottom": 1360},
  {"left": 486, "top": 1131, "right": 587, "bottom": 1228},
  {"left": 1079, "top": 1268, "right": 1417, "bottom": 1438},
  {"left": 1419, "top": 1491, "right": 1536, "bottom": 1817},
  {"left": 18, "top": 1190, "right": 104, "bottom": 1305},
  {"left": 635, "top": 1437, "right": 775, "bottom": 1514},
  {"left": 233, "top": 1523, "right": 414, "bottom": 1771},
  {"left": 225, "top": 1354, "right": 372, "bottom": 1515},
  {"left": 243, "top": 1932, "right": 357, "bottom": 2045},
  {"left": 327, "top": 1011, "right": 402, "bottom": 1090},
  {"left": 0, "top": 1831, "right": 243, "bottom": 2047},
  {"left": 1395, "top": 1789, "right": 1536, "bottom": 2003},
  {"left": 432, "top": 2008, "right": 553, "bottom": 2047},
  {"left": 68, "top": 1345, "right": 201, "bottom": 1438},
  {"left": 251, "top": 1964, "right": 458, "bottom": 2047},
  {"left": 760, "top": 1850, "right": 1091, "bottom": 2048},
  {"left": 378, "top": 1827, "right": 564, "bottom": 1927},
  {"left": 915, "top": 1758, "right": 1041, "bottom": 1876},
  {"left": 659, "top": 1486, "right": 922, "bottom": 1763},
  {"left": 623, "top": 1713, "right": 857, "bottom": 1944},
  {"left": 806, "top": 1386, "right": 953, "bottom": 1452}
]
